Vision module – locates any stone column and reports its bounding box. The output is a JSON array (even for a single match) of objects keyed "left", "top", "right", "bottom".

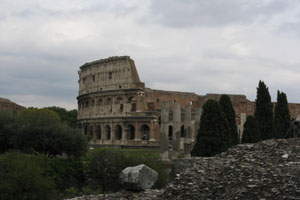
[
  {"left": 172, "top": 102, "right": 181, "bottom": 159},
  {"left": 194, "top": 108, "right": 202, "bottom": 141},
  {"left": 160, "top": 102, "right": 170, "bottom": 162},
  {"left": 150, "top": 120, "right": 155, "bottom": 141},
  {"left": 184, "top": 105, "right": 192, "bottom": 159},
  {"left": 135, "top": 121, "right": 140, "bottom": 141}
]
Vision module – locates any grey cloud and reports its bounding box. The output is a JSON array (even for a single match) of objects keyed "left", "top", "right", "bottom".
[
  {"left": 278, "top": 20, "right": 300, "bottom": 36},
  {"left": 146, "top": 0, "right": 295, "bottom": 28}
]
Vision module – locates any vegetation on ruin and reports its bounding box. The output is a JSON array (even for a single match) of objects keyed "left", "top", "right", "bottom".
[
  {"left": 241, "top": 115, "right": 261, "bottom": 143},
  {"left": 192, "top": 99, "right": 231, "bottom": 157},
  {"left": 274, "top": 91, "right": 291, "bottom": 139},
  {"left": 219, "top": 94, "right": 239, "bottom": 146},
  {"left": 255, "top": 80, "right": 275, "bottom": 140}
]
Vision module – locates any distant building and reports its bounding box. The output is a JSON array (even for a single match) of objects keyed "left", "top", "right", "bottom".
[
  {"left": 0, "top": 97, "right": 26, "bottom": 115},
  {"left": 77, "top": 56, "right": 300, "bottom": 148}
]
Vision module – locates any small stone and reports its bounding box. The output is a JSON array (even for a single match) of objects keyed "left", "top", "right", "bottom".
[{"left": 282, "top": 153, "right": 289, "bottom": 158}]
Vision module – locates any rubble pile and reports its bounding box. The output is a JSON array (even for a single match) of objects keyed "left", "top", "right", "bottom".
[
  {"left": 68, "top": 138, "right": 300, "bottom": 199},
  {"left": 162, "top": 138, "right": 300, "bottom": 199}
]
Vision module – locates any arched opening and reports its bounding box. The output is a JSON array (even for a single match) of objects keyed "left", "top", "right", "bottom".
[
  {"left": 97, "top": 98, "right": 103, "bottom": 106},
  {"left": 96, "top": 125, "right": 101, "bottom": 140},
  {"left": 105, "top": 98, "right": 112, "bottom": 105},
  {"left": 84, "top": 125, "right": 88, "bottom": 135},
  {"left": 141, "top": 124, "right": 150, "bottom": 140},
  {"left": 180, "top": 125, "right": 185, "bottom": 138},
  {"left": 126, "top": 125, "right": 135, "bottom": 140},
  {"left": 115, "top": 125, "right": 122, "bottom": 140},
  {"left": 89, "top": 126, "right": 94, "bottom": 137},
  {"left": 116, "top": 97, "right": 124, "bottom": 112},
  {"left": 91, "top": 99, "right": 95, "bottom": 107},
  {"left": 128, "top": 96, "right": 135, "bottom": 103},
  {"left": 105, "top": 125, "right": 111, "bottom": 140},
  {"left": 168, "top": 126, "right": 173, "bottom": 140}
]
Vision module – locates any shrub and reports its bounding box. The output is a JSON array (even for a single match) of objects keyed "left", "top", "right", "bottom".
[
  {"left": 87, "top": 148, "right": 168, "bottom": 192},
  {"left": 0, "top": 151, "right": 58, "bottom": 200}
]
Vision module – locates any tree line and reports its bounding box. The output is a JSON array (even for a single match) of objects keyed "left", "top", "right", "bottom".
[
  {"left": 0, "top": 106, "right": 169, "bottom": 200},
  {"left": 192, "top": 80, "right": 292, "bottom": 157}
]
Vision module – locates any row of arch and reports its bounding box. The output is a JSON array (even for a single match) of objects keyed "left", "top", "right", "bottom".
[
  {"left": 78, "top": 96, "right": 136, "bottom": 110},
  {"left": 84, "top": 124, "right": 150, "bottom": 141}
]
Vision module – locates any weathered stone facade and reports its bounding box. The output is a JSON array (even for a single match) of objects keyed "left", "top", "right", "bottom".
[
  {"left": 0, "top": 97, "right": 26, "bottom": 114},
  {"left": 77, "top": 56, "right": 300, "bottom": 148}
]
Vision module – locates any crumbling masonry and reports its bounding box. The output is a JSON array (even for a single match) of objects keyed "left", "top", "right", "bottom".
[{"left": 77, "top": 56, "right": 300, "bottom": 150}]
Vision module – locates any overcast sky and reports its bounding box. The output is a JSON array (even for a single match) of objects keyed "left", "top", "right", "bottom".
[{"left": 1, "top": 0, "right": 300, "bottom": 110}]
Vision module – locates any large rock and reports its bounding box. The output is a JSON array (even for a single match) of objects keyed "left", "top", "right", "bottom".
[{"left": 119, "top": 164, "right": 158, "bottom": 191}]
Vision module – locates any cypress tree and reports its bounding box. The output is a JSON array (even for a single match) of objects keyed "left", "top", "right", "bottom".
[
  {"left": 219, "top": 94, "right": 239, "bottom": 146},
  {"left": 191, "top": 99, "right": 231, "bottom": 157},
  {"left": 255, "top": 81, "right": 274, "bottom": 140},
  {"left": 241, "top": 115, "right": 260, "bottom": 143},
  {"left": 274, "top": 90, "right": 290, "bottom": 138}
]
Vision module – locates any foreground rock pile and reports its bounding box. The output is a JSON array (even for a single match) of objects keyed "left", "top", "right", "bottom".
[
  {"left": 68, "top": 138, "right": 300, "bottom": 199},
  {"left": 163, "top": 138, "right": 300, "bottom": 199}
]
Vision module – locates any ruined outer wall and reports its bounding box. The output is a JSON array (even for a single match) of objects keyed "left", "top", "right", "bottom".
[
  {"left": 78, "top": 56, "right": 144, "bottom": 96},
  {"left": 144, "top": 88, "right": 199, "bottom": 111}
]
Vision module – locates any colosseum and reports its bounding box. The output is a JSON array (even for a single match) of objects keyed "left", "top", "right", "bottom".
[{"left": 77, "top": 56, "right": 300, "bottom": 149}]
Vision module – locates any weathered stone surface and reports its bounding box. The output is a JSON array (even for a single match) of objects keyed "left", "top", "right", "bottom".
[
  {"left": 119, "top": 164, "right": 158, "bottom": 191},
  {"left": 162, "top": 138, "right": 300, "bottom": 199}
]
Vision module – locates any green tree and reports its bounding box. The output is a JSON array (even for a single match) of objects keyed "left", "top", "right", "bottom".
[
  {"left": 46, "top": 106, "right": 78, "bottom": 128},
  {"left": 219, "top": 94, "right": 239, "bottom": 146},
  {"left": 0, "top": 111, "right": 16, "bottom": 153},
  {"left": 255, "top": 81, "right": 274, "bottom": 140},
  {"left": 191, "top": 99, "right": 231, "bottom": 157},
  {"left": 0, "top": 151, "right": 58, "bottom": 200},
  {"left": 274, "top": 91, "right": 291, "bottom": 138},
  {"left": 14, "top": 108, "right": 87, "bottom": 158},
  {"left": 241, "top": 115, "right": 261, "bottom": 143}
]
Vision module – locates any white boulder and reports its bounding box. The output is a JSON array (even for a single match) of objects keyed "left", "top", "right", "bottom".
[{"left": 119, "top": 164, "right": 158, "bottom": 190}]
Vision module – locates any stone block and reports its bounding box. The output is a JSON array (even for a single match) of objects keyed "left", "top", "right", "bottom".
[{"left": 119, "top": 164, "right": 158, "bottom": 191}]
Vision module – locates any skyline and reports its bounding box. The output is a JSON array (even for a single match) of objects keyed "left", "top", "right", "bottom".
[{"left": 1, "top": 0, "right": 300, "bottom": 110}]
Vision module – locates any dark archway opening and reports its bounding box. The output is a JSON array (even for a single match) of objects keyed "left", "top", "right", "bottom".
[
  {"left": 180, "top": 125, "right": 185, "bottom": 138},
  {"left": 96, "top": 125, "right": 101, "bottom": 140},
  {"left": 115, "top": 125, "right": 122, "bottom": 140},
  {"left": 105, "top": 125, "right": 111, "bottom": 140},
  {"left": 141, "top": 125, "right": 150, "bottom": 140},
  {"left": 168, "top": 126, "right": 173, "bottom": 140}
]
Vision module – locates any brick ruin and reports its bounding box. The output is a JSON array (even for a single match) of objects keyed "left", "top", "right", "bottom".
[{"left": 77, "top": 56, "right": 300, "bottom": 149}]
